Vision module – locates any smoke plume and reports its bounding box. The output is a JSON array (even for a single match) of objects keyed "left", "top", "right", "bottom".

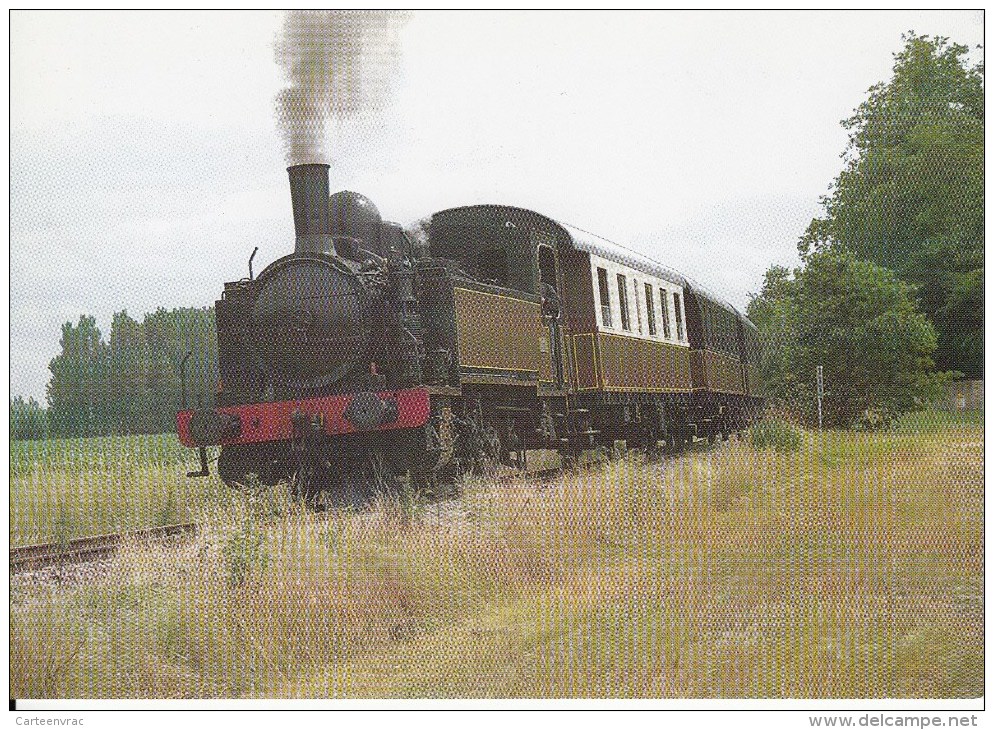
[{"left": 274, "top": 10, "right": 407, "bottom": 165}]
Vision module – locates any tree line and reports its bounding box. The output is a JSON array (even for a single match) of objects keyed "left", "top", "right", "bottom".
[
  {"left": 748, "top": 33, "right": 982, "bottom": 428},
  {"left": 11, "top": 307, "right": 219, "bottom": 440}
]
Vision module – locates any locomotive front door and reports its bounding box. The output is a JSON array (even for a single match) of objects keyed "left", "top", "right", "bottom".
[{"left": 537, "top": 240, "right": 566, "bottom": 389}]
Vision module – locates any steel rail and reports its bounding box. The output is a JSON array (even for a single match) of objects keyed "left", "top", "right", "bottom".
[{"left": 10, "top": 522, "right": 198, "bottom": 574}]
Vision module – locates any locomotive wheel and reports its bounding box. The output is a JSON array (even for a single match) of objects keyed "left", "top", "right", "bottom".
[
  {"left": 293, "top": 453, "right": 401, "bottom": 510},
  {"left": 479, "top": 425, "right": 503, "bottom": 473},
  {"left": 667, "top": 431, "right": 691, "bottom": 453},
  {"left": 291, "top": 459, "right": 331, "bottom": 507},
  {"left": 218, "top": 445, "right": 288, "bottom": 490},
  {"left": 410, "top": 464, "right": 455, "bottom": 500},
  {"left": 635, "top": 431, "right": 662, "bottom": 458},
  {"left": 559, "top": 448, "right": 578, "bottom": 470},
  {"left": 408, "top": 422, "right": 453, "bottom": 498},
  {"left": 339, "top": 456, "right": 381, "bottom": 509}
]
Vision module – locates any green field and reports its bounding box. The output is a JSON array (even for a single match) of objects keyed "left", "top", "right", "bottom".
[
  {"left": 10, "top": 433, "right": 231, "bottom": 546},
  {"left": 9, "top": 411, "right": 984, "bottom": 698}
]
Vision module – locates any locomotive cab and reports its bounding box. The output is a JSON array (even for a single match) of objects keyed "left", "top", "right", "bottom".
[
  {"left": 428, "top": 206, "right": 560, "bottom": 296},
  {"left": 425, "top": 205, "right": 570, "bottom": 390}
]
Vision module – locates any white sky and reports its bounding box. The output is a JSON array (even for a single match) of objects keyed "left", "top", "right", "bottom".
[{"left": 10, "top": 10, "right": 984, "bottom": 402}]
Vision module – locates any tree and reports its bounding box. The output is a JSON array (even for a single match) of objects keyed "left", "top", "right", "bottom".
[
  {"left": 800, "top": 33, "right": 983, "bottom": 376},
  {"left": 747, "top": 265, "right": 804, "bottom": 405},
  {"left": 43, "top": 306, "right": 219, "bottom": 437},
  {"left": 47, "top": 316, "right": 110, "bottom": 436},
  {"left": 748, "top": 249, "right": 945, "bottom": 428},
  {"left": 10, "top": 396, "right": 48, "bottom": 441},
  {"left": 143, "top": 307, "right": 218, "bottom": 432},
  {"left": 108, "top": 310, "right": 151, "bottom": 434}
]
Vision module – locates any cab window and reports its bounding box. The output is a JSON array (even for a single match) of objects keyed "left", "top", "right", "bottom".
[
  {"left": 645, "top": 284, "right": 656, "bottom": 336},
  {"left": 660, "top": 289, "right": 672, "bottom": 339}
]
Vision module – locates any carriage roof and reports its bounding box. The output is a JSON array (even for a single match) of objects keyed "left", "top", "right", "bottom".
[{"left": 429, "top": 203, "right": 749, "bottom": 322}]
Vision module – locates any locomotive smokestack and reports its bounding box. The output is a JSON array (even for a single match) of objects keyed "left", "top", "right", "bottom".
[{"left": 288, "top": 163, "right": 335, "bottom": 256}]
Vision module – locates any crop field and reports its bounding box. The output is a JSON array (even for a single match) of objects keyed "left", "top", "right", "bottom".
[{"left": 9, "top": 411, "right": 983, "bottom": 699}]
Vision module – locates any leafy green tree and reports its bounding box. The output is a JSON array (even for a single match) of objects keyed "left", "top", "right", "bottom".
[
  {"left": 748, "top": 250, "right": 946, "bottom": 428},
  {"left": 143, "top": 307, "right": 218, "bottom": 432},
  {"left": 801, "top": 33, "right": 983, "bottom": 375},
  {"left": 108, "top": 310, "right": 151, "bottom": 434},
  {"left": 47, "top": 315, "right": 110, "bottom": 436},
  {"left": 44, "top": 306, "right": 218, "bottom": 437},
  {"left": 10, "top": 396, "right": 48, "bottom": 441},
  {"left": 747, "top": 265, "right": 816, "bottom": 422}
]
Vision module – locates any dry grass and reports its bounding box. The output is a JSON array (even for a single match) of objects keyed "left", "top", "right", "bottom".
[
  {"left": 10, "top": 434, "right": 231, "bottom": 546},
  {"left": 9, "top": 412, "right": 983, "bottom": 699}
]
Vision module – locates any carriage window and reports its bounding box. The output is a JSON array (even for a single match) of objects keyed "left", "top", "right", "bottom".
[
  {"left": 596, "top": 268, "right": 612, "bottom": 327},
  {"left": 660, "top": 289, "right": 671, "bottom": 339},
  {"left": 645, "top": 284, "right": 656, "bottom": 336},
  {"left": 617, "top": 274, "right": 631, "bottom": 331},
  {"left": 674, "top": 292, "right": 685, "bottom": 341},
  {"left": 633, "top": 279, "right": 643, "bottom": 333}
]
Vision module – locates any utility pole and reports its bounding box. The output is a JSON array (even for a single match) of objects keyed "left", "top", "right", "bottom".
[{"left": 816, "top": 365, "right": 824, "bottom": 430}]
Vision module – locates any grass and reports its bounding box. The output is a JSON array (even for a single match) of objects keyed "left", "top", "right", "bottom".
[
  {"left": 10, "top": 434, "right": 231, "bottom": 545},
  {"left": 747, "top": 418, "right": 804, "bottom": 453},
  {"left": 9, "top": 410, "right": 984, "bottom": 698},
  {"left": 11, "top": 433, "right": 194, "bottom": 478}
]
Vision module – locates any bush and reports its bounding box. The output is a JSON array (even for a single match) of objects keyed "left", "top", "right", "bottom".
[
  {"left": 747, "top": 250, "right": 946, "bottom": 428},
  {"left": 223, "top": 522, "right": 269, "bottom": 588},
  {"left": 10, "top": 396, "right": 49, "bottom": 441},
  {"left": 747, "top": 419, "right": 803, "bottom": 453}
]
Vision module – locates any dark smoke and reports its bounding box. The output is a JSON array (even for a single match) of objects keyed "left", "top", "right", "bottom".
[{"left": 274, "top": 10, "right": 408, "bottom": 165}]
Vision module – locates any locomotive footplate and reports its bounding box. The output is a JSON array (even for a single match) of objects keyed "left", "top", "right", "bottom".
[{"left": 176, "top": 387, "right": 431, "bottom": 448}]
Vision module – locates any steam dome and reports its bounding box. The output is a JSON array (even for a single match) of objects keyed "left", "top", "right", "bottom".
[{"left": 330, "top": 190, "right": 382, "bottom": 250}]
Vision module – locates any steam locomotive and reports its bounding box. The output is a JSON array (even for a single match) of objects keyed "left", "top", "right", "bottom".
[{"left": 177, "top": 163, "right": 763, "bottom": 505}]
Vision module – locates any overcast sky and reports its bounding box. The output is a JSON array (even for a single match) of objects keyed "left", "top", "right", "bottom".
[{"left": 10, "top": 10, "right": 983, "bottom": 402}]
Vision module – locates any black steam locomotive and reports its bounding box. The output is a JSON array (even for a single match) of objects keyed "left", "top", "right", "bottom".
[{"left": 178, "top": 163, "right": 763, "bottom": 505}]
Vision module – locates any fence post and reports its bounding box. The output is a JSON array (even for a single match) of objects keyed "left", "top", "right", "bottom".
[{"left": 816, "top": 365, "right": 824, "bottom": 430}]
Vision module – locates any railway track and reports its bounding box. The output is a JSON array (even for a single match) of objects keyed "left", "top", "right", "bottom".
[
  {"left": 10, "top": 522, "right": 198, "bottom": 574},
  {"left": 9, "top": 449, "right": 673, "bottom": 575},
  {"left": 8, "top": 474, "right": 540, "bottom": 575}
]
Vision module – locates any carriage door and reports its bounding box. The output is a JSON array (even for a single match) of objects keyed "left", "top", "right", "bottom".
[{"left": 537, "top": 239, "right": 565, "bottom": 388}]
